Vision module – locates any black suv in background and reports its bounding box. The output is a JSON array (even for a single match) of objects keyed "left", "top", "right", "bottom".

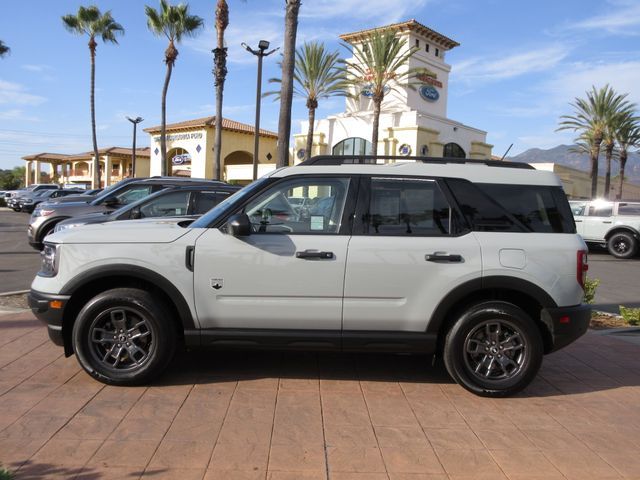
[{"left": 28, "top": 177, "right": 230, "bottom": 250}]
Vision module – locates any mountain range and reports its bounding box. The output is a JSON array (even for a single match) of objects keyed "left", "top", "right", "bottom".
[{"left": 507, "top": 145, "right": 640, "bottom": 185}]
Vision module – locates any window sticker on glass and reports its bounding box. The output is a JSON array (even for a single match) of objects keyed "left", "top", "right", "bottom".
[{"left": 310, "top": 215, "right": 325, "bottom": 231}]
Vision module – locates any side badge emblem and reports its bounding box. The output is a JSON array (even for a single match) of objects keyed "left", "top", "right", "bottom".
[{"left": 210, "top": 278, "right": 223, "bottom": 290}]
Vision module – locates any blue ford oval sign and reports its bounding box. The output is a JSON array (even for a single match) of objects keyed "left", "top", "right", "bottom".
[{"left": 419, "top": 85, "right": 440, "bottom": 102}]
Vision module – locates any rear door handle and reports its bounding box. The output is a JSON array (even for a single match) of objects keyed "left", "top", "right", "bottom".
[
  {"left": 296, "top": 250, "right": 334, "bottom": 260},
  {"left": 425, "top": 252, "right": 463, "bottom": 262}
]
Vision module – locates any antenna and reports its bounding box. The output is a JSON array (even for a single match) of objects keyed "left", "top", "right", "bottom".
[{"left": 500, "top": 143, "right": 514, "bottom": 161}]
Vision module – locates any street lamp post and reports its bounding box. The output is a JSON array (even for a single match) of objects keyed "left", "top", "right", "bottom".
[
  {"left": 126, "top": 116, "right": 144, "bottom": 177},
  {"left": 242, "top": 40, "right": 278, "bottom": 181}
]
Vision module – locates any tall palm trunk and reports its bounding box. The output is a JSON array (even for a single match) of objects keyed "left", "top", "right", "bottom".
[
  {"left": 619, "top": 151, "right": 628, "bottom": 200},
  {"left": 276, "top": 0, "right": 301, "bottom": 168},
  {"left": 213, "top": 0, "right": 228, "bottom": 181},
  {"left": 305, "top": 99, "right": 317, "bottom": 162},
  {"left": 604, "top": 142, "right": 614, "bottom": 199},
  {"left": 371, "top": 95, "right": 383, "bottom": 154},
  {"left": 89, "top": 36, "right": 100, "bottom": 189},
  {"left": 161, "top": 42, "right": 177, "bottom": 176},
  {"left": 589, "top": 136, "right": 602, "bottom": 198}
]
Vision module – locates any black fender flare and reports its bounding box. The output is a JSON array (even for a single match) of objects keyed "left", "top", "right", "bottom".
[
  {"left": 426, "top": 275, "right": 558, "bottom": 336},
  {"left": 605, "top": 226, "right": 640, "bottom": 241},
  {"left": 60, "top": 264, "right": 195, "bottom": 330}
]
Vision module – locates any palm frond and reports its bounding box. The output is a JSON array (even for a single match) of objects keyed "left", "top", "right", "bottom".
[{"left": 0, "top": 40, "right": 9, "bottom": 58}]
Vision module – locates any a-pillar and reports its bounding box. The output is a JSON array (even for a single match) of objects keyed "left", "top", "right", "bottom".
[
  {"left": 24, "top": 161, "right": 31, "bottom": 186},
  {"left": 34, "top": 160, "right": 41, "bottom": 184},
  {"left": 104, "top": 155, "right": 112, "bottom": 186}
]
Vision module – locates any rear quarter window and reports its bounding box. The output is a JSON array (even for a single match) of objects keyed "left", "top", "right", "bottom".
[
  {"left": 617, "top": 203, "right": 640, "bottom": 216},
  {"left": 445, "top": 179, "right": 575, "bottom": 233}
]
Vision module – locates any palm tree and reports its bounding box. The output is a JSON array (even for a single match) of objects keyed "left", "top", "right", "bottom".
[
  {"left": 62, "top": 6, "right": 124, "bottom": 188},
  {"left": 146, "top": 0, "right": 203, "bottom": 176},
  {"left": 615, "top": 113, "right": 640, "bottom": 200},
  {"left": 0, "top": 40, "right": 10, "bottom": 58},
  {"left": 267, "top": 42, "right": 346, "bottom": 162},
  {"left": 602, "top": 101, "right": 636, "bottom": 198},
  {"left": 342, "top": 30, "right": 419, "bottom": 152},
  {"left": 212, "top": 0, "right": 228, "bottom": 181},
  {"left": 276, "top": 0, "right": 301, "bottom": 169},
  {"left": 557, "top": 85, "right": 632, "bottom": 198}
]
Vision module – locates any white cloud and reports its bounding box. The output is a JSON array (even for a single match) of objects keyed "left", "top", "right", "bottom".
[
  {"left": 21, "top": 64, "right": 51, "bottom": 73},
  {"left": 453, "top": 44, "right": 572, "bottom": 84},
  {"left": 0, "top": 79, "right": 47, "bottom": 106},
  {"left": 516, "top": 128, "right": 576, "bottom": 151},
  {"left": 0, "top": 109, "right": 40, "bottom": 122},
  {"left": 568, "top": 2, "right": 640, "bottom": 34}
]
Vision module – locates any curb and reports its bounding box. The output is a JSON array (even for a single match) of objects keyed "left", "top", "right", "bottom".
[{"left": 0, "top": 290, "right": 29, "bottom": 297}]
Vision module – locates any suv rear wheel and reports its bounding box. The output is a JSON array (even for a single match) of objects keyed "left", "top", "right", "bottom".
[
  {"left": 72, "top": 288, "right": 176, "bottom": 385},
  {"left": 443, "top": 301, "right": 543, "bottom": 397},
  {"left": 607, "top": 231, "right": 637, "bottom": 259}
]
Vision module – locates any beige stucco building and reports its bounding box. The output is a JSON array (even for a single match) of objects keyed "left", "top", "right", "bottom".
[
  {"left": 294, "top": 20, "right": 493, "bottom": 162},
  {"left": 22, "top": 147, "right": 150, "bottom": 188},
  {"left": 144, "top": 117, "right": 278, "bottom": 184}
]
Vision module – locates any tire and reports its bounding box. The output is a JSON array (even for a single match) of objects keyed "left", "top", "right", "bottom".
[
  {"left": 72, "top": 288, "right": 176, "bottom": 385},
  {"left": 607, "top": 232, "right": 637, "bottom": 259},
  {"left": 443, "top": 301, "right": 543, "bottom": 397}
]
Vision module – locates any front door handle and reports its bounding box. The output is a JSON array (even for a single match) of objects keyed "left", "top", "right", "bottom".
[
  {"left": 296, "top": 250, "right": 334, "bottom": 260},
  {"left": 425, "top": 252, "right": 463, "bottom": 262},
  {"left": 603, "top": 221, "right": 612, "bottom": 224}
]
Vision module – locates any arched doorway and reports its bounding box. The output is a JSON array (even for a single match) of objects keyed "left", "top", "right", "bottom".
[
  {"left": 224, "top": 150, "right": 253, "bottom": 185},
  {"left": 332, "top": 137, "right": 373, "bottom": 156},
  {"left": 167, "top": 147, "right": 193, "bottom": 177},
  {"left": 443, "top": 143, "right": 466, "bottom": 158}
]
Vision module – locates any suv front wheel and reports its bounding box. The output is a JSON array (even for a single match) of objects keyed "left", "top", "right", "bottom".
[
  {"left": 72, "top": 288, "right": 176, "bottom": 385},
  {"left": 443, "top": 301, "right": 543, "bottom": 397}
]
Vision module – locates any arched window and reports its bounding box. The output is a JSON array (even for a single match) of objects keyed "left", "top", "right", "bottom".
[
  {"left": 443, "top": 143, "right": 466, "bottom": 158},
  {"left": 332, "top": 137, "right": 373, "bottom": 156}
]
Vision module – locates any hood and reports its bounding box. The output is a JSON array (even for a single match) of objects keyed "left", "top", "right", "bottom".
[
  {"left": 57, "top": 211, "right": 112, "bottom": 227},
  {"left": 51, "top": 195, "right": 93, "bottom": 204},
  {"left": 47, "top": 217, "right": 193, "bottom": 244}
]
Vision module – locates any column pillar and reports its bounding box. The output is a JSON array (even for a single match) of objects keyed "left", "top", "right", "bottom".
[
  {"left": 34, "top": 160, "right": 41, "bottom": 183},
  {"left": 25, "top": 161, "right": 31, "bottom": 187},
  {"left": 105, "top": 155, "right": 112, "bottom": 186},
  {"left": 90, "top": 156, "right": 96, "bottom": 189}
]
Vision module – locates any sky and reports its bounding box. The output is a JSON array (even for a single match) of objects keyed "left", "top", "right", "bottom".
[{"left": 1, "top": 0, "right": 640, "bottom": 170}]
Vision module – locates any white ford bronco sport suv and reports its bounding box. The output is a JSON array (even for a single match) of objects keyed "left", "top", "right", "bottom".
[
  {"left": 29, "top": 156, "right": 591, "bottom": 397},
  {"left": 570, "top": 199, "right": 640, "bottom": 259}
]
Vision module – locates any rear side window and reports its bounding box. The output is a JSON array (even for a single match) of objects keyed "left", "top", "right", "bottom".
[
  {"left": 366, "top": 178, "right": 451, "bottom": 236},
  {"left": 618, "top": 203, "right": 640, "bottom": 215},
  {"left": 446, "top": 179, "right": 575, "bottom": 233}
]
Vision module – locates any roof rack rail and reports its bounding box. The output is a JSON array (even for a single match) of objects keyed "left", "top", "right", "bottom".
[{"left": 298, "top": 155, "right": 535, "bottom": 170}]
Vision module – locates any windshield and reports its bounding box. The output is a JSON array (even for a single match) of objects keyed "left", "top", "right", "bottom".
[
  {"left": 89, "top": 179, "right": 131, "bottom": 205},
  {"left": 191, "top": 178, "right": 269, "bottom": 228}
]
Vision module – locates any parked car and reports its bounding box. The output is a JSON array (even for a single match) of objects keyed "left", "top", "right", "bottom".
[
  {"left": 29, "top": 156, "right": 590, "bottom": 397},
  {"left": 7, "top": 184, "right": 60, "bottom": 211},
  {"left": 47, "top": 188, "right": 103, "bottom": 205},
  {"left": 28, "top": 176, "right": 229, "bottom": 250},
  {"left": 570, "top": 199, "right": 640, "bottom": 259},
  {"left": 54, "top": 184, "right": 240, "bottom": 232},
  {"left": 19, "top": 189, "right": 86, "bottom": 214}
]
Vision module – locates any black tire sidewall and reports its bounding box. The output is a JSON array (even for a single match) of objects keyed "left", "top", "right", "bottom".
[
  {"left": 72, "top": 288, "right": 175, "bottom": 385},
  {"left": 444, "top": 301, "right": 543, "bottom": 397},
  {"left": 607, "top": 232, "right": 637, "bottom": 259}
]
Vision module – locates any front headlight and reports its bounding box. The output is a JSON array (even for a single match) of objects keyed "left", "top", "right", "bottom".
[
  {"left": 35, "top": 208, "right": 55, "bottom": 217},
  {"left": 39, "top": 243, "right": 59, "bottom": 277},
  {"left": 53, "top": 222, "right": 82, "bottom": 233}
]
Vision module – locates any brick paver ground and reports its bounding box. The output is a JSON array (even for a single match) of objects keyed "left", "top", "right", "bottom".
[{"left": 1, "top": 311, "right": 640, "bottom": 480}]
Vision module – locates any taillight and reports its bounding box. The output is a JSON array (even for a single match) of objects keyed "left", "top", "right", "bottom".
[{"left": 577, "top": 250, "right": 588, "bottom": 290}]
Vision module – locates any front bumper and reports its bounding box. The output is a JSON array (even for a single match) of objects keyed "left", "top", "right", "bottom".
[
  {"left": 28, "top": 289, "right": 70, "bottom": 347},
  {"left": 541, "top": 303, "right": 591, "bottom": 352}
]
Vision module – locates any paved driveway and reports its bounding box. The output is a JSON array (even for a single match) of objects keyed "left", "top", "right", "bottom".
[
  {"left": 1, "top": 311, "right": 640, "bottom": 479},
  {"left": 0, "top": 209, "right": 40, "bottom": 293}
]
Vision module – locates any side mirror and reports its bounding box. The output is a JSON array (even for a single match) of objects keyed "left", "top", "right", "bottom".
[
  {"left": 130, "top": 207, "right": 142, "bottom": 220},
  {"left": 227, "top": 213, "right": 251, "bottom": 236},
  {"left": 103, "top": 197, "right": 119, "bottom": 208}
]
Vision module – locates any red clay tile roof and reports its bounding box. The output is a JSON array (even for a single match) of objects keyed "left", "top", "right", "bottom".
[
  {"left": 340, "top": 19, "right": 459, "bottom": 50},
  {"left": 23, "top": 148, "right": 150, "bottom": 162},
  {"left": 143, "top": 116, "right": 278, "bottom": 138}
]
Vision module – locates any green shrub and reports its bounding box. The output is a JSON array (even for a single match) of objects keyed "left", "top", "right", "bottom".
[
  {"left": 619, "top": 306, "right": 640, "bottom": 326},
  {"left": 583, "top": 277, "right": 599, "bottom": 304},
  {"left": 0, "top": 464, "right": 14, "bottom": 480}
]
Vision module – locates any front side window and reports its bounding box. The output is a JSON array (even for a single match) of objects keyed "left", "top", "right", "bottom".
[
  {"left": 242, "top": 177, "right": 350, "bottom": 234},
  {"left": 570, "top": 202, "right": 587, "bottom": 216},
  {"left": 138, "top": 190, "right": 190, "bottom": 218},
  {"left": 366, "top": 178, "right": 451, "bottom": 236},
  {"left": 588, "top": 203, "right": 613, "bottom": 217}
]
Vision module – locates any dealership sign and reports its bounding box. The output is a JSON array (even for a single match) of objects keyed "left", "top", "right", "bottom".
[
  {"left": 416, "top": 72, "right": 443, "bottom": 88},
  {"left": 172, "top": 153, "right": 191, "bottom": 165},
  {"left": 419, "top": 85, "right": 440, "bottom": 102}
]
